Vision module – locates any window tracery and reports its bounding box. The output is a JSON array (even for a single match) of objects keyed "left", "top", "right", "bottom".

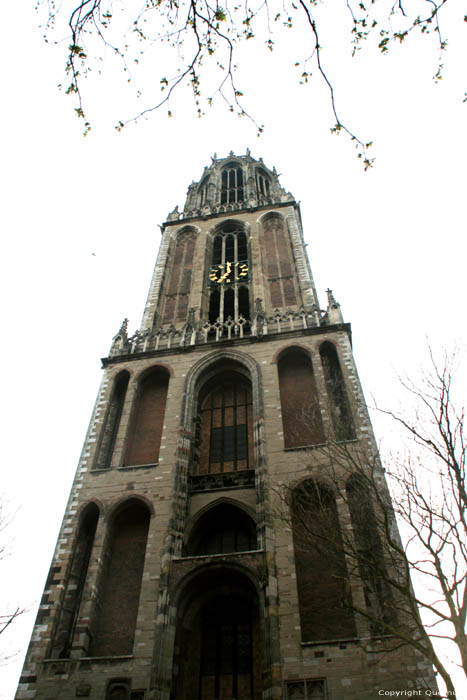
[
  {"left": 220, "top": 163, "right": 244, "bottom": 204},
  {"left": 193, "top": 371, "right": 253, "bottom": 476},
  {"left": 207, "top": 225, "right": 250, "bottom": 324},
  {"left": 256, "top": 168, "right": 271, "bottom": 199}
]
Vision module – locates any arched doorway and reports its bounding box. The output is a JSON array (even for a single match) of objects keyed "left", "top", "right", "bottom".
[{"left": 172, "top": 568, "right": 263, "bottom": 700}]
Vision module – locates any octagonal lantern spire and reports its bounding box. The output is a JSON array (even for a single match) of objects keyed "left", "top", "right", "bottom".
[{"left": 167, "top": 152, "right": 295, "bottom": 221}]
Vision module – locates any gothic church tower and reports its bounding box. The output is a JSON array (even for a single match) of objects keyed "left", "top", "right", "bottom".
[{"left": 17, "top": 153, "right": 434, "bottom": 700}]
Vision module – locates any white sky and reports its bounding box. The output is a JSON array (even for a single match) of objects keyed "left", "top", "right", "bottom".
[{"left": 1, "top": 2, "right": 466, "bottom": 698}]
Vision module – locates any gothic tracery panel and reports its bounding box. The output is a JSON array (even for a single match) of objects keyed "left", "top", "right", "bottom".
[
  {"left": 207, "top": 225, "right": 250, "bottom": 323},
  {"left": 220, "top": 163, "right": 244, "bottom": 204}
]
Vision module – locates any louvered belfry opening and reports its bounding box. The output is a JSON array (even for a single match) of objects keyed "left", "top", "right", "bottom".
[
  {"left": 173, "top": 569, "right": 263, "bottom": 700},
  {"left": 193, "top": 370, "right": 254, "bottom": 476},
  {"left": 220, "top": 163, "right": 244, "bottom": 204}
]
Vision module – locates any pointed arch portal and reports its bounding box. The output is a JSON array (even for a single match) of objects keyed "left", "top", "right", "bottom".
[{"left": 172, "top": 568, "right": 263, "bottom": 700}]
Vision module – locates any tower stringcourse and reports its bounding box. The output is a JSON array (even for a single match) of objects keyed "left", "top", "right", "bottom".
[{"left": 18, "top": 153, "right": 436, "bottom": 700}]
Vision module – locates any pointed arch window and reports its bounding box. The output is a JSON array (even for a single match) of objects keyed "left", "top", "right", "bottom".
[
  {"left": 261, "top": 214, "right": 298, "bottom": 309},
  {"left": 320, "top": 342, "right": 355, "bottom": 440},
  {"left": 95, "top": 371, "right": 129, "bottom": 470},
  {"left": 199, "top": 176, "right": 210, "bottom": 208},
  {"left": 256, "top": 168, "right": 271, "bottom": 199},
  {"left": 51, "top": 503, "right": 99, "bottom": 657},
  {"left": 124, "top": 368, "right": 169, "bottom": 467},
  {"left": 162, "top": 229, "right": 197, "bottom": 324},
  {"left": 278, "top": 348, "right": 324, "bottom": 448},
  {"left": 220, "top": 163, "right": 244, "bottom": 204},
  {"left": 91, "top": 501, "right": 150, "bottom": 656},
  {"left": 346, "top": 474, "right": 395, "bottom": 631},
  {"left": 291, "top": 480, "right": 356, "bottom": 642},
  {"left": 208, "top": 224, "right": 250, "bottom": 323},
  {"left": 194, "top": 371, "right": 253, "bottom": 475}
]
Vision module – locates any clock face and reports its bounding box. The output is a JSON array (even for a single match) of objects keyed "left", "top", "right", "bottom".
[{"left": 209, "top": 261, "right": 249, "bottom": 285}]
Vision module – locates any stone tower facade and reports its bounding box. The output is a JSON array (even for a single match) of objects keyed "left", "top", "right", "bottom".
[{"left": 17, "top": 153, "right": 435, "bottom": 700}]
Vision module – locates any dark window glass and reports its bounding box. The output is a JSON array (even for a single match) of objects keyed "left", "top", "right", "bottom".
[
  {"left": 195, "top": 373, "right": 253, "bottom": 475},
  {"left": 238, "top": 286, "right": 250, "bottom": 319},
  {"left": 224, "top": 287, "right": 235, "bottom": 320},
  {"left": 220, "top": 164, "right": 244, "bottom": 204},
  {"left": 186, "top": 504, "right": 256, "bottom": 556}
]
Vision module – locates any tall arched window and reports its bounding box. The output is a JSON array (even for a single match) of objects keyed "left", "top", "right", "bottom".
[
  {"left": 185, "top": 503, "right": 257, "bottom": 556},
  {"left": 95, "top": 371, "right": 129, "bottom": 470},
  {"left": 91, "top": 500, "right": 150, "bottom": 656},
  {"left": 51, "top": 503, "right": 99, "bottom": 657},
  {"left": 320, "top": 342, "right": 355, "bottom": 440},
  {"left": 256, "top": 167, "right": 271, "bottom": 200},
  {"left": 194, "top": 371, "right": 253, "bottom": 475},
  {"left": 199, "top": 176, "right": 210, "bottom": 208},
  {"left": 346, "top": 474, "right": 394, "bottom": 631},
  {"left": 261, "top": 215, "right": 298, "bottom": 309},
  {"left": 162, "top": 229, "right": 197, "bottom": 324},
  {"left": 208, "top": 224, "right": 250, "bottom": 323},
  {"left": 278, "top": 348, "right": 324, "bottom": 448},
  {"left": 292, "top": 480, "right": 356, "bottom": 642},
  {"left": 124, "top": 367, "right": 169, "bottom": 467},
  {"left": 220, "top": 163, "right": 244, "bottom": 204}
]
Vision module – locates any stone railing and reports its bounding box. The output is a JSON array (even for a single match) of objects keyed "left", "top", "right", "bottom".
[
  {"left": 189, "top": 469, "right": 256, "bottom": 493},
  {"left": 109, "top": 306, "right": 326, "bottom": 358}
]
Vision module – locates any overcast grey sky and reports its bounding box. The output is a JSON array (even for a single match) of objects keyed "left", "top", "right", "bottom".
[{"left": 1, "top": 2, "right": 467, "bottom": 697}]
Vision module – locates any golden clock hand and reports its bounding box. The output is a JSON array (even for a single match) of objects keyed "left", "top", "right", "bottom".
[{"left": 218, "top": 260, "right": 232, "bottom": 283}]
